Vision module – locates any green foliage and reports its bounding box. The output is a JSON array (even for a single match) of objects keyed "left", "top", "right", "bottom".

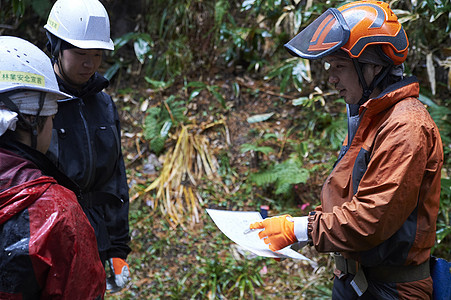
[
  {"left": 186, "top": 81, "right": 226, "bottom": 109},
  {"left": 113, "top": 0, "right": 449, "bottom": 297},
  {"left": 250, "top": 155, "right": 310, "bottom": 195},
  {"left": 106, "top": 0, "right": 207, "bottom": 81},
  {"left": 219, "top": 23, "right": 270, "bottom": 72},
  {"left": 118, "top": 203, "right": 274, "bottom": 299},
  {"left": 418, "top": 94, "right": 451, "bottom": 256},
  {"left": 293, "top": 97, "right": 347, "bottom": 151},
  {"left": 110, "top": 31, "right": 190, "bottom": 81},
  {"left": 434, "top": 177, "right": 451, "bottom": 257},
  {"left": 437, "top": 178, "right": 451, "bottom": 229},
  {"left": 3, "top": 0, "right": 51, "bottom": 19},
  {"left": 190, "top": 255, "right": 264, "bottom": 300},
  {"left": 147, "top": 37, "right": 192, "bottom": 81},
  {"left": 419, "top": 94, "right": 451, "bottom": 160},
  {"left": 303, "top": 283, "right": 333, "bottom": 300},
  {"left": 5, "top": 0, "right": 451, "bottom": 297},
  {"left": 240, "top": 143, "right": 275, "bottom": 156},
  {"left": 265, "top": 57, "right": 312, "bottom": 93},
  {"left": 395, "top": 0, "right": 451, "bottom": 48},
  {"left": 320, "top": 112, "right": 347, "bottom": 150},
  {"left": 132, "top": 0, "right": 221, "bottom": 81},
  {"left": 143, "top": 95, "right": 186, "bottom": 154},
  {"left": 105, "top": 33, "right": 153, "bottom": 80},
  {"left": 144, "top": 78, "right": 174, "bottom": 91}
]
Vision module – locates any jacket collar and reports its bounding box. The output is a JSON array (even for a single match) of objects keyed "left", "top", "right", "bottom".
[
  {"left": 360, "top": 76, "right": 419, "bottom": 117},
  {"left": 0, "top": 139, "right": 81, "bottom": 199},
  {"left": 56, "top": 72, "right": 109, "bottom": 99}
]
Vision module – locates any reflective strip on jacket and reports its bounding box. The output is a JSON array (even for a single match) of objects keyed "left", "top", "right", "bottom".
[
  {"left": 311, "top": 76, "right": 443, "bottom": 267},
  {"left": 0, "top": 147, "right": 106, "bottom": 299}
]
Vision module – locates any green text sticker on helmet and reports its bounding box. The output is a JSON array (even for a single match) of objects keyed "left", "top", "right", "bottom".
[
  {"left": 0, "top": 36, "right": 69, "bottom": 99},
  {"left": 0, "top": 71, "right": 45, "bottom": 88},
  {"left": 46, "top": 17, "right": 60, "bottom": 32}
]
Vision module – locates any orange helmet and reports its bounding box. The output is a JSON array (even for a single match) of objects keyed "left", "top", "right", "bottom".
[{"left": 285, "top": 0, "right": 408, "bottom": 65}]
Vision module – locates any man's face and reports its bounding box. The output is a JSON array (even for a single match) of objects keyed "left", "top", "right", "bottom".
[
  {"left": 324, "top": 56, "right": 362, "bottom": 105},
  {"left": 324, "top": 55, "right": 383, "bottom": 105},
  {"left": 56, "top": 48, "right": 102, "bottom": 87}
]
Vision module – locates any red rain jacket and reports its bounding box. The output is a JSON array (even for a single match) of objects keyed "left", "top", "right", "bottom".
[{"left": 0, "top": 147, "right": 106, "bottom": 299}]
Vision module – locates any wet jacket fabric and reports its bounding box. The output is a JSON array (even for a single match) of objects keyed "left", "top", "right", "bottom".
[
  {"left": 0, "top": 140, "right": 106, "bottom": 299},
  {"left": 310, "top": 77, "right": 443, "bottom": 298},
  {"left": 47, "top": 73, "right": 131, "bottom": 262}
]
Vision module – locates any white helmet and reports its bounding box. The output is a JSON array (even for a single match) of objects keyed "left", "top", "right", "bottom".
[
  {"left": 0, "top": 36, "right": 71, "bottom": 140},
  {"left": 0, "top": 36, "right": 69, "bottom": 100},
  {"left": 44, "top": 0, "right": 114, "bottom": 50}
]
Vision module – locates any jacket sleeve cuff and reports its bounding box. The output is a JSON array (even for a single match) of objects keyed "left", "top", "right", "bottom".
[
  {"left": 293, "top": 216, "right": 309, "bottom": 242},
  {"left": 307, "top": 211, "right": 316, "bottom": 246}
]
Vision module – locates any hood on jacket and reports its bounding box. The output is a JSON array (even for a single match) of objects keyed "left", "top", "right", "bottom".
[
  {"left": 0, "top": 139, "right": 82, "bottom": 226},
  {"left": 0, "top": 148, "right": 57, "bottom": 225}
]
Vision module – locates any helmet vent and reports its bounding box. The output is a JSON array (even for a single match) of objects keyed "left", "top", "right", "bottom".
[{"left": 0, "top": 36, "right": 70, "bottom": 101}]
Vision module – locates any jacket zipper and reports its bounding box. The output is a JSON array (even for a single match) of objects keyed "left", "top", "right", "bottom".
[{"left": 78, "top": 98, "right": 95, "bottom": 189}]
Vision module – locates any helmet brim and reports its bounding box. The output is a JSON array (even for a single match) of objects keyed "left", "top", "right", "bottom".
[
  {"left": 59, "top": 36, "right": 114, "bottom": 51},
  {"left": 0, "top": 85, "right": 72, "bottom": 101}
]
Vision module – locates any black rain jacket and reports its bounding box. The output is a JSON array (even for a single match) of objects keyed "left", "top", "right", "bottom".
[{"left": 47, "top": 72, "right": 131, "bottom": 262}]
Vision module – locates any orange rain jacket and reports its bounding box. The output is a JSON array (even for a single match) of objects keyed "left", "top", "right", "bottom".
[{"left": 311, "top": 76, "right": 443, "bottom": 268}]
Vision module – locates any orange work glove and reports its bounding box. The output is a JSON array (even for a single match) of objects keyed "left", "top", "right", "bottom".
[
  {"left": 250, "top": 214, "right": 308, "bottom": 252},
  {"left": 106, "top": 258, "right": 130, "bottom": 293}
]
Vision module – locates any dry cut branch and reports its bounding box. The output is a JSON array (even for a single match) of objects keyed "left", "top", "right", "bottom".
[{"left": 143, "top": 121, "right": 229, "bottom": 228}]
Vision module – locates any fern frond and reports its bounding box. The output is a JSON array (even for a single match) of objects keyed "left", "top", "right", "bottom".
[
  {"left": 249, "top": 170, "right": 279, "bottom": 186},
  {"left": 249, "top": 156, "right": 310, "bottom": 195}
]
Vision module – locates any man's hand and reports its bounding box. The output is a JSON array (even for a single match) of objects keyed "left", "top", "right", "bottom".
[
  {"left": 106, "top": 258, "right": 130, "bottom": 293},
  {"left": 250, "top": 214, "right": 308, "bottom": 251}
]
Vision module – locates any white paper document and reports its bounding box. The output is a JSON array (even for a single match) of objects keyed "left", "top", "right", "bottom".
[{"left": 206, "top": 209, "right": 313, "bottom": 261}]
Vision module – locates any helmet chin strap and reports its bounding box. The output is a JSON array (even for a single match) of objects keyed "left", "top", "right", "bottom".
[
  {"left": 50, "top": 36, "right": 83, "bottom": 89},
  {"left": 0, "top": 91, "right": 45, "bottom": 149},
  {"left": 30, "top": 92, "right": 46, "bottom": 149},
  {"left": 352, "top": 58, "right": 392, "bottom": 106},
  {"left": 56, "top": 53, "right": 83, "bottom": 89}
]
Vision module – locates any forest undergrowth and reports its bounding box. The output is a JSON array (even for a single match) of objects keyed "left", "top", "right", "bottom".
[{"left": 1, "top": 0, "right": 449, "bottom": 299}]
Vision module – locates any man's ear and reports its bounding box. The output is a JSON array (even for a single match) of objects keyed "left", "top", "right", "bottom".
[
  {"left": 373, "top": 64, "right": 383, "bottom": 76},
  {"left": 363, "top": 64, "right": 384, "bottom": 85}
]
